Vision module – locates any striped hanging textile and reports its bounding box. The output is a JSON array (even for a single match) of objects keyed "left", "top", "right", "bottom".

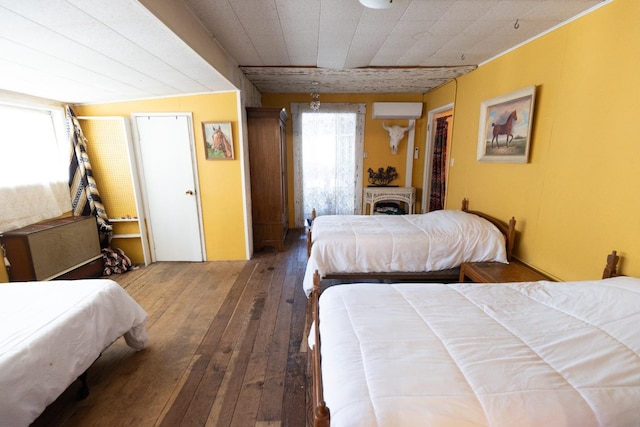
[
  {"left": 428, "top": 115, "right": 451, "bottom": 212},
  {"left": 66, "top": 106, "right": 112, "bottom": 247}
]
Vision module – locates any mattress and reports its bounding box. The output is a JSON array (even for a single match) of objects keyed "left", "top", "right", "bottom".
[
  {"left": 304, "top": 209, "right": 508, "bottom": 295},
  {"left": 0, "top": 279, "right": 148, "bottom": 426},
  {"left": 316, "top": 276, "right": 640, "bottom": 427}
]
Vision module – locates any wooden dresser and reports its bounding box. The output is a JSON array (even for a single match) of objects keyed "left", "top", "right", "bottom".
[{"left": 246, "top": 107, "right": 289, "bottom": 252}]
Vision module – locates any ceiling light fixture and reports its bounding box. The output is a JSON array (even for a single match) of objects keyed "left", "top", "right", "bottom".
[
  {"left": 310, "top": 81, "right": 320, "bottom": 112},
  {"left": 359, "top": 0, "right": 394, "bottom": 10}
]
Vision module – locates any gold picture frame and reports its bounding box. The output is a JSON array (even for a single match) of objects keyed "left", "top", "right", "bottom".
[
  {"left": 477, "top": 86, "right": 536, "bottom": 163},
  {"left": 203, "top": 122, "right": 234, "bottom": 160}
]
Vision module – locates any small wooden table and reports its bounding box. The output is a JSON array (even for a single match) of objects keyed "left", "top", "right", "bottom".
[{"left": 459, "top": 261, "right": 552, "bottom": 283}]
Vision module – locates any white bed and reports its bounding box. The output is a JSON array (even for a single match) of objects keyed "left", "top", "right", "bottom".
[
  {"left": 0, "top": 279, "right": 148, "bottom": 426},
  {"left": 311, "top": 274, "right": 640, "bottom": 426},
  {"left": 304, "top": 208, "right": 512, "bottom": 296}
]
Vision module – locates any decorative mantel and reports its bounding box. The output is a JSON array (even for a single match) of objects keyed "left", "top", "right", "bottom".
[{"left": 363, "top": 186, "right": 416, "bottom": 215}]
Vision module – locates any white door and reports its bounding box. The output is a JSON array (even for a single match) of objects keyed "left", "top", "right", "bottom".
[{"left": 134, "top": 114, "right": 204, "bottom": 262}]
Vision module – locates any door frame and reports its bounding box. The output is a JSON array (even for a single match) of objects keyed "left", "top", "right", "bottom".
[
  {"left": 421, "top": 103, "right": 454, "bottom": 213},
  {"left": 130, "top": 112, "right": 206, "bottom": 262}
]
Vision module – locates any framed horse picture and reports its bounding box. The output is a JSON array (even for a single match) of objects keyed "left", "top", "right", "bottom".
[
  {"left": 203, "top": 121, "right": 234, "bottom": 160},
  {"left": 477, "top": 86, "right": 536, "bottom": 163}
]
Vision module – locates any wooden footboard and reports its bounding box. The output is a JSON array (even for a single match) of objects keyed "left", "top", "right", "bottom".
[
  {"left": 602, "top": 250, "right": 619, "bottom": 278},
  {"left": 307, "top": 209, "right": 317, "bottom": 258},
  {"left": 310, "top": 270, "right": 330, "bottom": 427}
]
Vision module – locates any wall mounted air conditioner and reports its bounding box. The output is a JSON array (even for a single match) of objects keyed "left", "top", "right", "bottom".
[{"left": 372, "top": 102, "right": 423, "bottom": 120}]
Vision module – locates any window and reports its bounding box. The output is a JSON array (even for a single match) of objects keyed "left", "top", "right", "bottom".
[
  {"left": 291, "top": 103, "right": 365, "bottom": 227},
  {"left": 0, "top": 102, "right": 71, "bottom": 233}
]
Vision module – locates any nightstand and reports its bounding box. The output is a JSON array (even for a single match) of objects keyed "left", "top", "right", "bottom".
[{"left": 459, "top": 260, "right": 552, "bottom": 283}]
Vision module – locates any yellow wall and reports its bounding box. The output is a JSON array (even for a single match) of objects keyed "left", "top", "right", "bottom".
[
  {"left": 424, "top": 0, "right": 640, "bottom": 280},
  {"left": 261, "top": 93, "right": 427, "bottom": 221},
  {"left": 79, "top": 118, "right": 145, "bottom": 262},
  {"left": 4, "top": 0, "right": 635, "bottom": 281},
  {"left": 75, "top": 92, "right": 248, "bottom": 261}
]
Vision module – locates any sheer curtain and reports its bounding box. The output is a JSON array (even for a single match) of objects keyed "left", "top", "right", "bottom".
[
  {"left": 291, "top": 103, "right": 365, "bottom": 227},
  {"left": 0, "top": 103, "right": 70, "bottom": 233}
]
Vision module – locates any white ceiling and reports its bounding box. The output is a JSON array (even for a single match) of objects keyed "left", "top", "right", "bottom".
[
  {"left": 0, "top": 0, "right": 235, "bottom": 104},
  {"left": 0, "top": 0, "right": 606, "bottom": 103},
  {"left": 191, "top": 0, "right": 604, "bottom": 93}
]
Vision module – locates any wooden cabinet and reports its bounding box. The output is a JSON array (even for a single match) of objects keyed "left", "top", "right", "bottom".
[
  {"left": 0, "top": 216, "right": 103, "bottom": 281},
  {"left": 247, "top": 107, "right": 289, "bottom": 252}
]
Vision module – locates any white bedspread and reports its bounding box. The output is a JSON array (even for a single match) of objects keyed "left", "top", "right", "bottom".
[
  {"left": 0, "top": 279, "right": 148, "bottom": 426},
  {"left": 317, "top": 276, "right": 640, "bottom": 427},
  {"left": 304, "top": 210, "right": 508, "bottom": 295}
]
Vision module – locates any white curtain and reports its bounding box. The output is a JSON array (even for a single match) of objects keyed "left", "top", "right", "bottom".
[
  {"left": 0, "top": 103, "right": 70, "bottom": 233},
  {"left": 291, "top": 103, "right": 365, "bottom": 227}
]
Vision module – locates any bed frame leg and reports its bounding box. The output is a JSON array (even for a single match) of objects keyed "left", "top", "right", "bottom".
[
  {"left": 77, "top": 371, "right": 90, "bottom": 400},
  {"left": 76, "top": 352, "right": 103, "bottom": 400}
]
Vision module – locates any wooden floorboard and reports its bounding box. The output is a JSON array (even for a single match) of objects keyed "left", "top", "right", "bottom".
[{"left": 32, "top": 229, "right": 310, "bottom": 427}]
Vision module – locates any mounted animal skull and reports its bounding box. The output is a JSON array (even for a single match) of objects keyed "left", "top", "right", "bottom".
[{"left": 382, "top": 121, "right": 415, "bottom": 155}]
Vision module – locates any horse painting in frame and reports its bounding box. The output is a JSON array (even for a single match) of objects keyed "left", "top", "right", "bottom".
[
  {"left": 477, "top": 86, "right": 536, "bottom": 163},
  {"left": 491, "top": 110, "right": 517, "bottom": 148},
  {"left": 203, "top": 121, "right": 235, "bottom": 160}
]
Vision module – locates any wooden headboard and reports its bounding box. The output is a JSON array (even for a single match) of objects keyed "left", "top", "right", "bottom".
[
  {"left": 602, "top": 250, "right": 619, "bottom": 279},
  {"left": 461, "top": 198, "right": 516, "bottom": 262}
]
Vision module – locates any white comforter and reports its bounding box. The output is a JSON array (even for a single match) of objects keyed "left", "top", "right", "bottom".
[
  {"left": 304, "top": 210, "right": 508, "bottom": 295},
  {"left": 317, "top": 276, "right": 640, "bottom": 427},
  {"left": 0, "top": 279, "right": 148, "bottom": 426}
]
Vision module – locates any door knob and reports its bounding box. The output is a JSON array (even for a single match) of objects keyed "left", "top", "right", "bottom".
[{"left": 185, "top": 190, "right": 194, "bottom": 195}]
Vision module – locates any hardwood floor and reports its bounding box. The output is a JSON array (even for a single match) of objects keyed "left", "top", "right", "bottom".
[{"left": 33, "top": 229, "right": 311, "bottom": 427}]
